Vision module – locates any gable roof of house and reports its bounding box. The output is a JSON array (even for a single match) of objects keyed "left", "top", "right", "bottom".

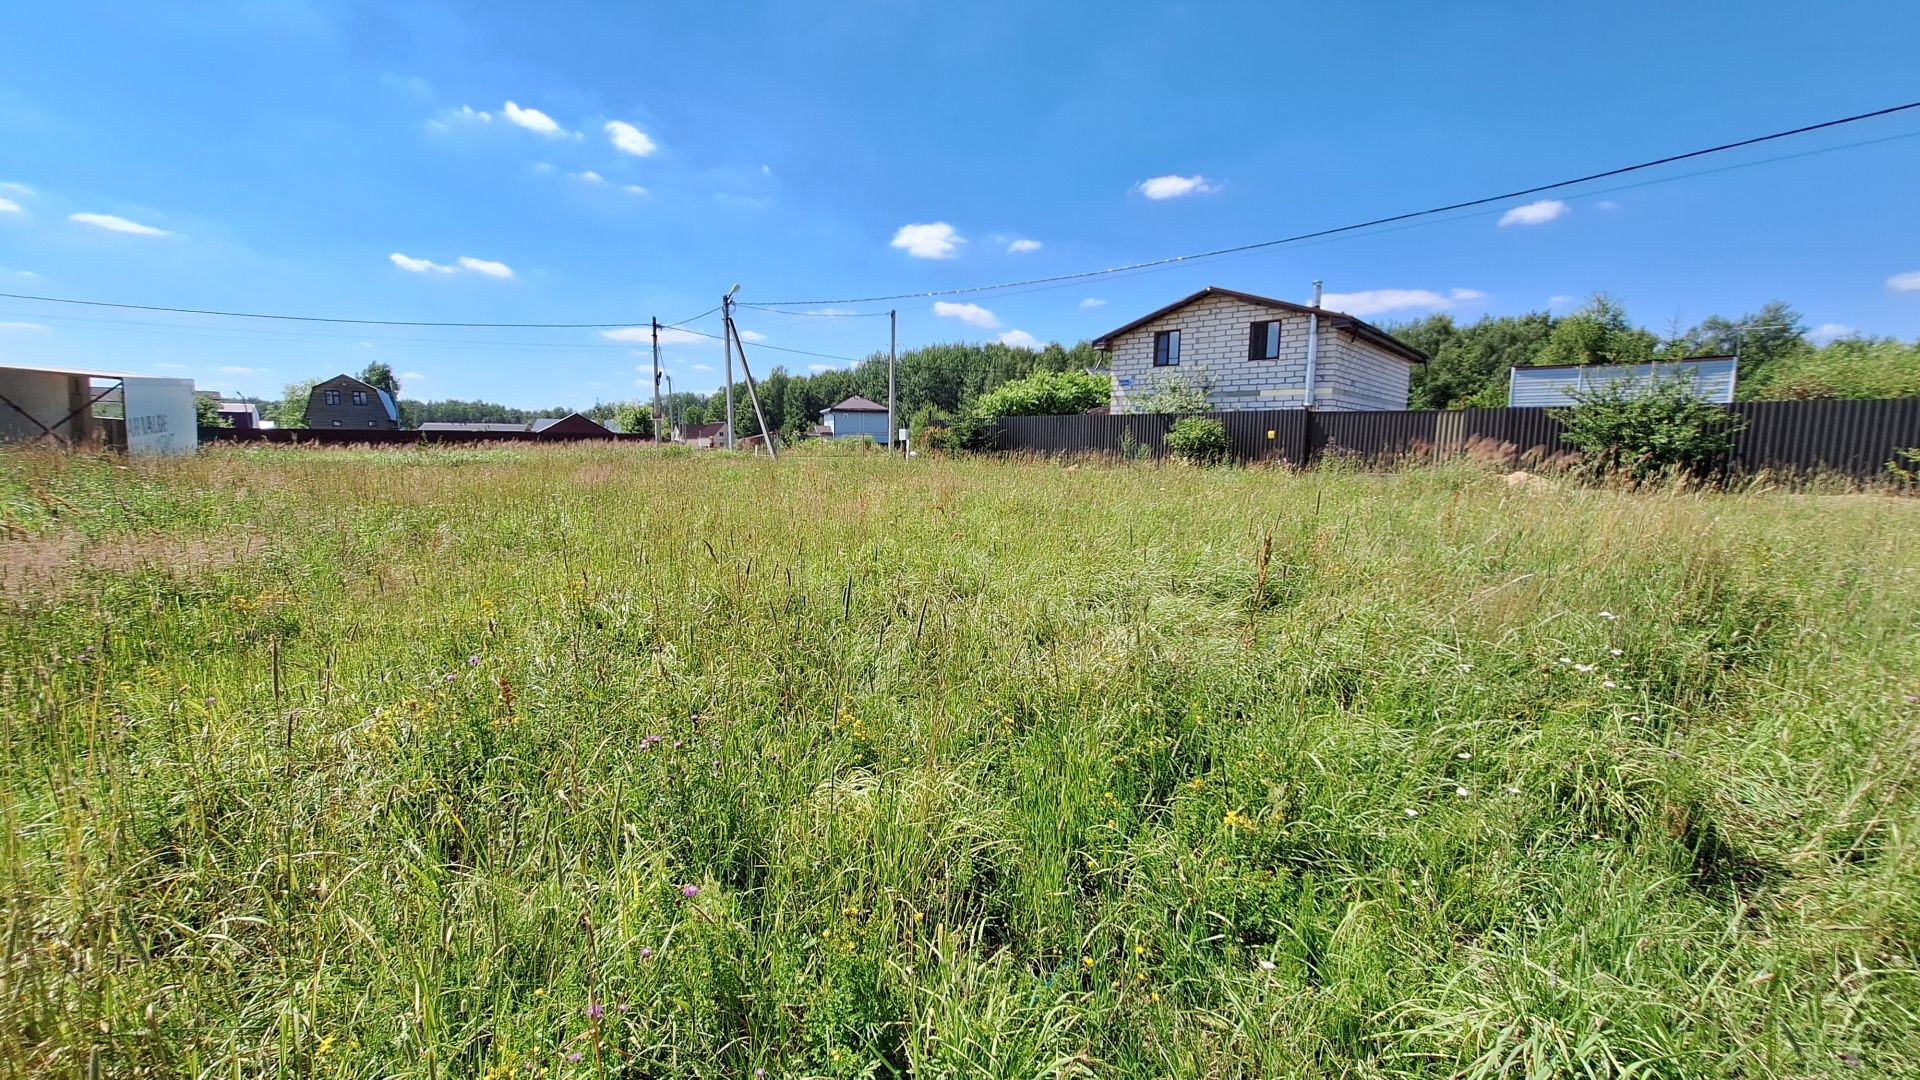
[
  {"left": 677, "top": 421, "right": 726, "bottom": 440},
  {"left": 530, "top": 413, "right": 613, "bottom": 434},
  {"left": 312, "top": 374, "right": 401, "bottom": 420},
  {"left": 1089, "top": 286, "right": 1428, "bottom": 365},
  {"left": 825, "top": 394, "right": 888, "bottom": 413}
]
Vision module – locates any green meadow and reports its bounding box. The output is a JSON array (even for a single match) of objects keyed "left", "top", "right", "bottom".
[{"left": 2, "top": 444, "right": 1916, "bottom": 1078}]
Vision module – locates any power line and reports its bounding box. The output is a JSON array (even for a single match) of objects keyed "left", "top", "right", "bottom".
[
  {"left": 0, "top": 291, "right": 659, "bottom": 329},
  {"left": 673, "top": 322, "right": 870, "bottom": 364},
  {"left": 754, "top": 99, "right": 1920, "bottom": 306},
  {"left": 735, "top": 303, "right": 892, "bottom": 318}
]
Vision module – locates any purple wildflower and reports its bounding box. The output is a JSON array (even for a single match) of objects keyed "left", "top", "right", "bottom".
[
  {"left": 638, "top": 946, "right": 653, "bottom": 960},
  {"left": 468, "top": 654, "right": 481, "bottom": 665},
  {"left": 681, "top": 883, "right": 700, "bottom": 898},
  {"left": 587, "top": 1001, "right": 603, "bottom": 1021},
  {"left": 617, "top": 1002, "right": 631, "bottom": 1012},
  {"left": 566, "top": 1051, "right": 582, "bottom": 1063},
  {"left": 444, "top": 673, "right": 457, "bottom": 682}
]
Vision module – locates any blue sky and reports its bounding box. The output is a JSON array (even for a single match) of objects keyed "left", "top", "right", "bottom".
[{"left": 1, "top": 0, "right": 1917, "bottom": 408}]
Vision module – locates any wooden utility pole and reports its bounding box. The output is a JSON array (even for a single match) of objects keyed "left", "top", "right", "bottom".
[
  {"left": 650, "top": 317, "right": 664, "bottom": 446},
  {"left": 888, "top": 308, "right": 897, "bottom": 453}
]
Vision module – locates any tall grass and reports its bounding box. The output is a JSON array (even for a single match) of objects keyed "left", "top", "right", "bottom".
[{"left": 2, "top": 444, "right": 1916, "bottom": 1078}]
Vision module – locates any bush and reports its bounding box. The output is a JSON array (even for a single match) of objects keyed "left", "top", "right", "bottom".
[
  {"left": 1165, "top": 417, "right": 1230, "bottom": 465},
  {"left": 968, "top": 370, "right": 1110, "bottom": 420},
  {"left": 1552, "top": 372, "right": 1744, "bottom": 481},
  {"left": 1131, "top": 369, "right": 1215, "bottom": 414}
]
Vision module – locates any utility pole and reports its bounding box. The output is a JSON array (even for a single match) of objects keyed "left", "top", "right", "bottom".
[
  {"left": 887, "top": 308, "right": 897, "bottom": 452},
  {"left": 722, "top": 307, "right": 777, "bottom": 460},
  {"left": 650, "top": 317, "right": 664, "bottom": 446},
  {"left": 722, "top": 285, "right": 740, "bottom": 450}
]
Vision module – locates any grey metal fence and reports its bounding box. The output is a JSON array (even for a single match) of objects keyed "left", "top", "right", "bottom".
[{"left": 994, "top": 398, "right": 1920, "bottom": 480}]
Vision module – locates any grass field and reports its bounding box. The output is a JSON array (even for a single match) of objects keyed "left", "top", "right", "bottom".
[{"left": 2, "top": 444, "right": 1917, "bottom": 1078}]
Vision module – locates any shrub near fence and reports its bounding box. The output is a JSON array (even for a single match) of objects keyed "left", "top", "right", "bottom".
[{"left": 994, "top": 397, "right": 1920, "bottom": 480}]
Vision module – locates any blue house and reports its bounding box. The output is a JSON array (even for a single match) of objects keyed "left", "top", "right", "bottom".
[{"left": 820, "top": 395, "right": 892, "bottom": 445}]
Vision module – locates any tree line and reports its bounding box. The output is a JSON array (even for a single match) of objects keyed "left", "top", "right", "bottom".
[
  {"left": 1396, "top": 295, "right": 1920, "bottom": 409},
  {"left": 251, "top": 297, "right": 1914, "bottom": 433}
]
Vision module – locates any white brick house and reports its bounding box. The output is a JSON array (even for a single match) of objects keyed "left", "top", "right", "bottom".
[{"left": 1091, "top": 287, "right": 1426, "bottom": 413}]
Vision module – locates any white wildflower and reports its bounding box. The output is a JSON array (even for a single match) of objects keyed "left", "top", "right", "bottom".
[
  {"left": 1458, "top": 663, "right": 1473, "bottom": 673},
  {"left": 1404, "top": 808, "right": 1419, "bottom": 817},
  {"left": 1602, "top": 680, "right": 1616, "bottom": 689},
  {"left": 1574, "top": 663, "right": 1596, "bottom": 674},
  {"left": 1610, "top": 648, "right": 1623, "bottom": 656},
  {"left": 1257, "top": 959, "right": 1276, "bottom": 971},
  {"left": 1599, "top": 611, "right": 1618, "bottom": 621},
  {"left": 1558, "top": 657, "right": 1573, "bottom": 665},
  {"left": 1455, "top": 786, "right": 1470, "bottom": 797},
  {"left": 1457, "top": 751, "right": 1472, "bottom": 760}
]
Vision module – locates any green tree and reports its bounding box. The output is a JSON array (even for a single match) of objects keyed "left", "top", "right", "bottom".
[
  {"left": 610, "top": 402, "right": 655, "bottom": 438},
  {"left": 1741, "top": 336, "right": 1920, "bottom": 400},
  {"left": 1678, "top": 302, "right": 1809, "bottom": 396},
  {"left": 1400, "top": 311, "right": 1556, "bottom": 409},
  {"left": 358, "top": 362, "right": 400, "bottom": 398},
  {"left": 1535, "top": 294, "right": 1658, "bottom": 369},
  {"left": 194, "top": 396, "right": 232, "bottom": 429},
  {"left": 266, "top": 379, "right": 317, "bottom": 428}
]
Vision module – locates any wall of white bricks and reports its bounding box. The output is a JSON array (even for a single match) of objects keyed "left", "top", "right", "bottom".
[{"left": 1105, "top": 293, "right": 1415, "bottom": 413}]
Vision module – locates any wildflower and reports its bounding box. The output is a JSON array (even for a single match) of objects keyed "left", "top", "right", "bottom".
[
  {"left": 533, "top": 987, "right": 547, "bottom": 997},
  {"left": 1454, "top": 786, "right": 1470, "bottom": 797},
  {"left": 1457, "top": 663, "right": 1473, "bottom": 673},
  {"left": 468, "top": 654, "right": 480, "bottom": 665},
  {"left": 445, "top": 673, "right": 457, "bottom": 682},
  {"left": 316, "top": 1034, "right": 336, "bottom": 1056},
  {"left": 1134, "top": 945, "right": 1146, "bottom": 956},
  {"left": 1610, "top": 648, "right": 1623, "bottom": 656},
  {"left": 1558, "top": 657, "right": 1572, "bottom": 665},
  {"left": 1456, "top": 751, "right": 1472, "bottom": 760},
  {"left": 1404, "top": 808, "right": 1419, "bottom": 817},
  {"left": 1257, "top": 959, "right": 1276, "bottom": 971},
  {"left": 1574, "top": 663, "right": 1595, "bottom": 673},
  {"left": 588, "top": 1001, "right": 603, "bottom": 1021},
  {"left": 756, "top": 1071, "right": 766, "bottom": 1078},
  {"left": 1599, "top": 611, "right": 1618, "bottom": 621},
  {"left": 638, "top": 946, "right": 653, "bottom": 960},
  {"left": 1602, "top": 680, "right": 1616, "bottom": 689},
  {"left": 566, "top": 1052, "right": 582, "bottom": 1063},
  {"left": 913, "top": 912, "right": 924, "bottom": 923},
  {"left": 1082, "top": 955, "right": 1094, "bottom": 968},
  {"left": 1150, "top": 991, "right": 1162, "bottom": 1003},
  {"left": 681, "top": 884, "right": 700, "bottom": 898}
]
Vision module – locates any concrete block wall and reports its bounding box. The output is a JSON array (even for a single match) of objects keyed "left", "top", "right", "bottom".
[{"left": 1315, "top": 331, "right": 1414, "bottom": 411}]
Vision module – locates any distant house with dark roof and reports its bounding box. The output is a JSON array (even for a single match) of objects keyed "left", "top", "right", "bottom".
[
  {"left": 1091, "top": 286, "right": 1427, "bottom": 413},
  {"left": 305, "top": 375, "right": 401, "bottom": 430},
  {"left": 820, "top": 394, "right": 891, "bottom": 445},
  {"left": 530, "top": 413, "right": 614, "bottom": 436},
  {"left": 674, "top": 421, "right": 727, "bottom": 448}
]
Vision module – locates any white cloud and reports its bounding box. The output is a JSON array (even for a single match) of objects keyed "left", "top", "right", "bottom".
[
  {"left": 398, "top": 370, "right": 427, "bottom": 382},
  {"left": 1134, "top": 174, "right": 1215, "bottom": 200},
  {"left": 605, "top": 120, "right": 657, "bottom": 157},
  {"left": 933, "top": 301, "right": 999, "bottom": 328},
  {"left": 738, "top": 329, "right": 766, "bottom": 343},
  {"left": 1887, "top": 270, "right": 1920, "bottom": 292},
  {"left": 688, "top": 363, "right": 714, "bottom": 373},
  {"left": 1498, "top": 199, "right": 1569, "bottom": 227},
  {"left": 1006, "top": 238, "right": 1042, "bottom": 253},
  {"left": 436, "top": 105, "right": 492, "bottom": 127},
  {"left": 891, "top": 222, "right": 963, "bottom": 259},
  {"left": 1320, "top": 288, "right": 1486, "bottom": 317},
  {"left": 0, "top": 182, "right": 35, "bottom": 196},
  {"left": 622, "top": 184, "right": 648, "bottom": 196},
  {"left": 1, "top": 267, "right": 38, "bottom": 279},
  {"left": 1548, "top": 294, "right": 1576, "bottom": 308},
  {"left": 457, "top": 256, "right": 514, "bottom": 279},
  {"left": 0, "top": 321, "right": 49, "bottom": 332},
  {"left": 0, "top": 198, "right": 20, "bottom": 215},
  {"left": 218, "top": 365, "right": 266, "bottom": 375},
  {"left": 1596, "top": 200, "right": 1619, "bottom": 211},
  {"left": 502, "top": 101, "right": 570, "bottom": 137},
  {"left": 574, "top": 170, "right": 605, "bottom": 183},
  {"left": 153, "top": 362, "right": 189, "bottom": 371},
  {"left": 71, "top": 212, "right": 171, "bottom": 236},
  {"left": 532, "top": 162, "right": 554, "bottom": 173},
  {"left": 1079, "top": 297, "right": 1107, "bottom": 309},
  {"left": 807, "top": 363, "right": 834, "bottom": 373},
  {"left": 390, "top": 252, "right": 454, "bottom": 274},
  {"left": 1810, "top": 323, "right": 1857, "bottom": 342},
  {"left": 998, "top": 330, "right": 1039, "bottom": 348}
]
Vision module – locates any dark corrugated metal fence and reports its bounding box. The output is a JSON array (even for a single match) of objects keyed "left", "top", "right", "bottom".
[{"left": 994, "top": 398, "right": 1920, "bottom": 480}]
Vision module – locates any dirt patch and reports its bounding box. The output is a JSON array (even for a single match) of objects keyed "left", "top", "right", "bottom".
[{"left": 0, "top": 527, "right": 265, "bottom": 603}]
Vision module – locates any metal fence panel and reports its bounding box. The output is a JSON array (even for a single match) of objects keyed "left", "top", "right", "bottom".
[{"left": 992, "top": 399, "right": 1920, "bottom": 480}]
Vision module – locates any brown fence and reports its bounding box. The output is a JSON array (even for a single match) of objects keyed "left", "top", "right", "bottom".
[
  {"left": 994, "top": 398, "right": 1920, "bottom": 480},
  {"left": 199, "top": 427, "right": 651, "bottom": 447}
]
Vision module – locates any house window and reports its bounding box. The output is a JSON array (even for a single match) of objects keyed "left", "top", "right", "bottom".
[
  {"left": 323, "top": 390, "right": 341, "bottom": 405},
  {"left": 352, "top": 390, "right": 368, "bottom": 406},
  {"left": 1249, "top": 320, "right": 1282, "bottom": 360},
  {"left": 1153, "top": 329, "right": 1181, "bottom": 367}
]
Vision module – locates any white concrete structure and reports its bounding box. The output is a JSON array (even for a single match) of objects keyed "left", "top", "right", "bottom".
[
  {"left": 1091, "top": 287, "right": 1426, "bottom": 414},
  {"left": 0, "top": 364, "right": 198, "bottom": 456}
]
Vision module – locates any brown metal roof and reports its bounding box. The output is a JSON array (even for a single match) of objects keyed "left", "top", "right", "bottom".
[{"left": 1089, "top": 286, "right": 1427, "bottom": 365}]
